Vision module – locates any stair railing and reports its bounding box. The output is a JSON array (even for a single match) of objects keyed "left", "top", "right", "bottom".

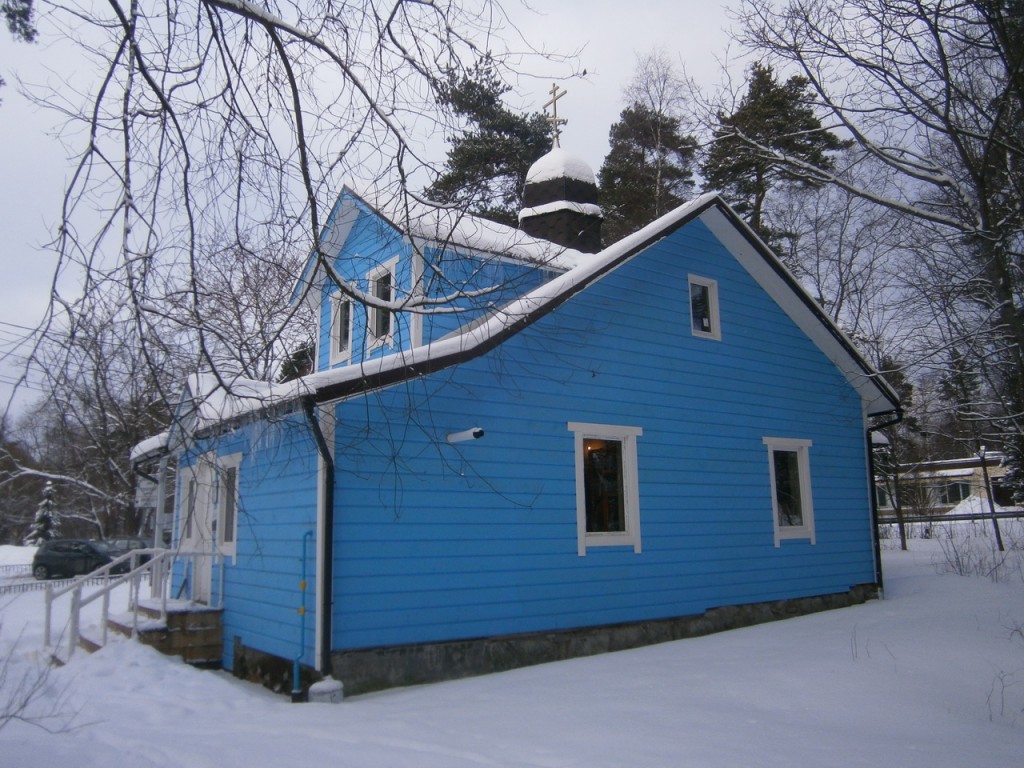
[{"left": 44, "top": 549, "right": 224, "bottom": 662}]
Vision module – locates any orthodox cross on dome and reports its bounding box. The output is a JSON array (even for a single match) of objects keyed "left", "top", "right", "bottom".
[{"left": 543, "top": 83, "right": 568, "bottom": 147}]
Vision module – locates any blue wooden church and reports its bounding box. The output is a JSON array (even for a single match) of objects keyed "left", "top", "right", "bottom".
[{"left": 134, "top": 145, "right": 899, "bottom": 695}]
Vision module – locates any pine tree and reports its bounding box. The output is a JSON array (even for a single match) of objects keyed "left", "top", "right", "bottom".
[
  {"left": 425, "top": 60, "right": 551, "bottom": 226},
  {"left": 701, "top": 62, "right": 849, "bottom": 250},
  {"left": 2, "top": 0, "right": 35, "bottom": 41},
  {"left": 24, "top": 480, "right": 59, "bottom": 546},
  {"left": 1, "top": 0, "right": 35, "bottom": 99},
  {"left": 278, "top": 340, "right": 314, "bottom": 383},
  {"left": 598, "top": 103, "right": 697, "bottom": 242}
]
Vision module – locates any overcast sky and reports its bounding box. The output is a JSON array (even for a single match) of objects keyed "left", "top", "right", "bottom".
[{"left": 0, "top": 1, "right": 743, "bottom": 411}]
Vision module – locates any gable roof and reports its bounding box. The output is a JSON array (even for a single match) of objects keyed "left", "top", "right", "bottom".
[{"left": 134, "top": 192, "right": 899, "bottom": 461}]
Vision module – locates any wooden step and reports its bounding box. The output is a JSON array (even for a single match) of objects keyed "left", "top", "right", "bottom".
[
  {"left": 106, "top": 603, "right": 223, "bottom": 667},
  {"left": 78, "top": 634, "right": 103, "bottom": 654}
]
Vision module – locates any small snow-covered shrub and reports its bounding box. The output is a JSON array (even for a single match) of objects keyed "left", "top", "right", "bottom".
[
  {"left": 933, "top": 520, "right": 1024, "bottom": 583},
  {"left": 0, "top": 621, "right": 71, "bottom": 735},
  {"left": 878, "top": 521, "right": 942, "bottom": 549}
]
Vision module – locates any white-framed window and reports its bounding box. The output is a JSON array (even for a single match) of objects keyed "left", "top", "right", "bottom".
[
  {"left": 367, "top": 258, "right": 398, "bottom": 350},
  {"left": 177, "top": 454, "right": 240, "bottom": 560},
  {"left": 329, "top": 291, "right": 352, "bottom": 365},
  {"left": 569, "top": 422, "right": 643, "bottom": 556},
  {"left": 182, "top": 474, "right": 198, "bottom": 544},
  {"left": 214, "top": 453, "right": 241, "bottom": 560},
  {"left": 763, "top": 437, "right": 816, "bottom": 546},
  {"left": 688, "top": 274, "right": 721, "bottom": 340}
]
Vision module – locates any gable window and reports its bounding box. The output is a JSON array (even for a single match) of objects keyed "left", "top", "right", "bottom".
[
  {"left": 763, "top": 437, "right": 816, "bottom": 546},
  {"left": 367, "top": 259, "right": 397, "bottom": 349},
  {"left": 329, "top": 292, "right": 352, "bottom": 365},
  {"left": 569, "top": 422, "right": 643, "bottom": 556},
  {"left": 688, "top": 275, "right": 721, "bottom": 340}
]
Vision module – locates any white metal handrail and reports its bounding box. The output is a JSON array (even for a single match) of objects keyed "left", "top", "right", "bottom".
[{"left": 43, "top": 549, "right": 224, "bottom": 661}]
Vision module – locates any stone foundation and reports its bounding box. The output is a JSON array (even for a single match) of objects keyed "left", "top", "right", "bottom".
[
  {"left": 232, "top": 637, "right": 320, "bottom": 696},
  {"left": 327, "top": 583, "right": 878, "bottom": 696}
]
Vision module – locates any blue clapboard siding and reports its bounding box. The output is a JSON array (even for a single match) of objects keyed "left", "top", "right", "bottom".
[
  {"left": 179, "top": 415, "right": 320, "bottom": 669},
  {"left": 328, "top": 216, "right": 875, "bottom": 651}
]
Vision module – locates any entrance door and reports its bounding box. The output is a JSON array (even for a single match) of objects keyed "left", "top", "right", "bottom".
[{"left": 181, "top": 460, "right": 216, "bottom": 604}]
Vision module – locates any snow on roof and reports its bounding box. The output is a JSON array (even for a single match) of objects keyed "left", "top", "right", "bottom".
[
  {"left": 130, "top": 372, "right": 313, "bottom": 460},
  {"left": 518, "top": 201, "right": 603, "bottom": 221},
  {"left": 525, "top": 148, "right": 596, "bottom": 185},
  {"left": 387, "top": 193, "right": 588, "bottom": 272},
  {"left": 904, "top": 467, "right": 975, "bottom": 479},
  {"left": 180, "top": 372, "right": 311, "bottom": 431},
  {"left": 129, "top": 431, "right": 170, "bottom": 464},
  {"left": 139, "top": 189, "right": 899, "bottom": 452}
]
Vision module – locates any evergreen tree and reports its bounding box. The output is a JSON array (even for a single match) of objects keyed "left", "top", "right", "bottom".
[
  {"left": 425, "top": 60, "right": 551, "bottom": 226},
  {"left": 278, "top": 340, "right": 315, "bottom": 383},
  {"left": 2, "top": 0, "right": 34, "bottom": 41},
  {"left": 701, "top": 62, "right": 849, "bottom": 250},
  {"left": 1, "top": 0, "right": 35, "bottom": 99},
  {"left": 598, "top": 103, "right": 697, "bottom": 242},
  {"left": 24, "top": 480, "right": 59, "bottom": 546}
]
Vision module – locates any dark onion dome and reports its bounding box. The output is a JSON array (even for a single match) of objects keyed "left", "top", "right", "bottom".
[{"left": 519, "top": 148, "right": 603, "bottom": 253}]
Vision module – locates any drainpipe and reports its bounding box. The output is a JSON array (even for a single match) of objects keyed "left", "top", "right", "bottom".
[
  {"left": 293, "top": 528, "right": 314, "bottom": 702},
  {"left": 303, "top": 398, "right": 335, "bottom": 677},
  {"left": 866, "top": 410, "right": 903, "bottom": 596}
]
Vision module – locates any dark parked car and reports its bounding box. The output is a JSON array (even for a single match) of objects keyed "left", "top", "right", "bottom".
[
  {"left": 31, "top": 539, "right": 126, "bottom": 580},
  {"left": 106, "top": 537, "right": 154, "bottom": 564}
]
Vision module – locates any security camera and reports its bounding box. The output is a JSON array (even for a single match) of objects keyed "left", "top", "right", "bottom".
[{"left": 446, "top": 427, "right": 485, "bottom": 444}]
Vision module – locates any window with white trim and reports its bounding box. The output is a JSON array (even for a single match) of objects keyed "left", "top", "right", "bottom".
[
  {"left": 183, "top": 474, "right": 197, "bottom": 544},
  {"left": 329, "top": 292, "right": 352, "bottom": 365},
  {"left": 367, "top": 259, "right": 397, "bottom": 350},
  {"left": 688, "top": 274, "right": 721, "bottom": 340},
  {"left": 215, "top": 453, "right": 241, "bottom": 559},
  {"left": 763, "top": 437, "right": 816, "bottom": 546},
  {"left": 569, "top": 422, "right": 643, "bottom": 556}
]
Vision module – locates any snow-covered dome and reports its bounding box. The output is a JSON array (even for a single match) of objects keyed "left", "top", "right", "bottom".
[
  {"left": 525, "top": 148, "right": 597, "bottom": 186},
  {"left": 519, "top": 147, "right": 602, "bottom": 253}
]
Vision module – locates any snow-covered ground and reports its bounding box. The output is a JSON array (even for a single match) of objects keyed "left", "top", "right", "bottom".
[{"left": 1, "top": 531, "right": 1022, "bottom": 767}]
